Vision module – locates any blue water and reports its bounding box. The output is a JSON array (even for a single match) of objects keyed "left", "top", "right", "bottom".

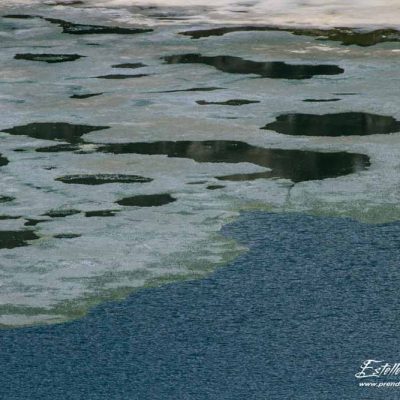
[{"left": 1, "top": 212, "right": 400, "bottom": 399}]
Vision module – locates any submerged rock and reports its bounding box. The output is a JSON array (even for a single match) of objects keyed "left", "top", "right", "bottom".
[
  {"left": 2, "top": 122, "right": 109, "bottom": 143},
  {"left": 97, "top": 140, "right": 370, "bottom": 183},
  {"left": 0, "top": 230, "right": 39, "bottom": 249},
  {"left": 116, "top": 194, "right": 176, "bottom": 207},
  {"left": 163, "top": 54, "right": 343, "bottom": 79},
  {"left": 262, "top": 112, "right": 400, "bottom": 136},
  {"left": 14, "top": 53, "right": 84, "bottom": 63},
  {"left": 56, "top": 174, "right": 153, "bottom": 185},
  {"left": 196, "top": 99, "right": 260, "bottom": 106},
  {"left": 180, "top": 26, "right": 400, "bottom": 46}
]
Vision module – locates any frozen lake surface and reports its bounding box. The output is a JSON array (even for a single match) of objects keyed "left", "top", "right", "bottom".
[{"left": 0, "top": 0, "right": 399, "bottom": 326}]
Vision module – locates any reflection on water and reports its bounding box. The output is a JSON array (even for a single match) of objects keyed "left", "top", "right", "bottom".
[
  {"left": 263, "top": 112, "right": 400, "bottom": 136},
  {"left": 97, "top": 140, "right": 370, "bottom": 183},
  {"left": 2, "top": 123, "right": 109, "bottom": 144},
  {"left": 163, "top": 54, "right": 344, "bottom": 79}
]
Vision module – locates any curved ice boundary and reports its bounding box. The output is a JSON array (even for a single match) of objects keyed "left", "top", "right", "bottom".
[{"left": 0, "top": 0, "right": 399, "bottom": 327}]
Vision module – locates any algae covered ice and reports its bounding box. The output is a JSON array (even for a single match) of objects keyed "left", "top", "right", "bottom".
[{"left": 0, "top": 0, "right": 399, "bottom": 327}]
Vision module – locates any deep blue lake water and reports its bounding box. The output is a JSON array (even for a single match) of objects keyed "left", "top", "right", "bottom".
[{"left": 1, "top": 211, "right": 400, "bottom": 399}]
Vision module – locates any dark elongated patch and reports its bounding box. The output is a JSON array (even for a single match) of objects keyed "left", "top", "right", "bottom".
[
  {"left": 24, "top": 219, "right": 48, "bottom": 226},
  {"left": 163, "top": 54, "right": 343, "bottom": 79},
  {"left": 196, "top": 99, "right": 259, "bottom": 106},
  {"left": 302, "top": 98, "right": 341, "bottom": 102},
  {"left": 112, "top": 63, "right": 146, "bottom": 69},
  {"left": 97, "top": 140, "right": 370, "bottom": 183},
  {"left": 116, "top": 194, "right": 176, "bottom": 207},
  {"left": 3, "top": 15, "right": 153, "bottom": 35},
  {"left": 14, "top": 53, "right": 84, "bottom": 63},
  {"left": 2, "top": 122, "right": 109, "bottom": 143},
  {"left": 85, "top": 210, "right": 118, "bottom": 217},
  {"left": 94, "top": 74, "right": 149, "bottom": 79},
  {"left": 56, "top": 174, "right": 153, "bottom": 185},
  {"left": 0, "top": 230, "right": 39, "bottom": 249},
  {"left": 206, "top": 185, "right": 225, "bottom": 190},
  {"left": 54, "top": 233, "right": 81, "bottom": 239},
  {"left": 70, "top": 93, "right": 103, "bottom": 99},
  {"left": 43, "top": 209, "right": 80, "bottom": 218},
  {"left": 157, "top": 87, "right": 223, "bottom": 93},
  {"left": 262, "top": 112, "right": 400, "bottom": 136},
  {"left": 0, "top": 196, "right": 14, "bottom": 203},
  {"left": 0, "top": 216, "right": 20, "bottom": 220},
  {"left": 179, "top": 26, "right": 400, "bottom": 46},
  {"left": 0, "top": 154, "right": 9, "bottom": 167}
]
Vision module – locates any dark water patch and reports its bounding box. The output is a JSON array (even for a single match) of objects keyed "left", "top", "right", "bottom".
[
  {"left": 112, "top": 63, "right": 146, "bottom": 69},
  {"left": 187, "top": 180, "right": 208, "bottom": 185},
  {"left": 197, "top": 99, "right": 260, "bottom": 106},
  {"left": 0, "top": 230, "right": 39, "bottom": 249},
  {"left": 0, "top": 216, "right": 20, "bottom": 220},
  {"left": 0, "top": 196, "right": 14, "bottom": 203},
  {"left": 14, "top": 53, "right": 84, "bottom": 63},
  {"left": 2, "top": 122, "right": 109, "bottom": 144},
  {"left": 24, "top": 219, "right": 48, "bottom": 227},
  {"left": 216, "top": 171, "right": 273, "bottom": 181},
  {"left": 116, "top": 194, "right": 176, "bottom": 207},
  {"left": 263, "top": 112, "right": 400, "bottom": 136},
  {"left": 43, "top": 209, "right": 80, "bottom": 218},
  {"left": 36, "top": 144, "right": 81, "bottom": 152},
  {"left": 53, "top": 233, "right": 81, "bottom": 239},
  {"left": 206, "top": 184, "right": 225, "bottom": 190},
  {"left": 180, "top": 26, "right": 400, "bottom": 46},
  {"left": 303, "top": 98, "right": 341, "bottom": 102},
  {"left": 158, "top": 87, "right": 223, "bottom": 93},
  {"left": 85, "top": 210, "right": 118, "bottom": 217},
  {"left": 0, "top": 154, "right": 9, "bottom": 166},
  {"left": 94, "top": 74, "right": 149, "bottom": 79},
  {"left": 46, "top": 1, "right": 84, "bottom": 5},
  {"left": 56, "top": 174, "right": 152, "bottom": 185},
  {"left": 70, "top": 93, "right": 102, "bottom": 99},
  {"left": 3, "top": 15, "right": 153, "bottom": 35},
  {"left": 3, "top": 14, "right": 37, "bottom": 19},
  {"left": 97, "top": 140, "right": 369, "bottom": 183},
  {"left": 163, "top": 54, "right": 343, "bottom": 79},
  {"left": 43, "top": 17, "right": 153, "bottom": 35}
]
